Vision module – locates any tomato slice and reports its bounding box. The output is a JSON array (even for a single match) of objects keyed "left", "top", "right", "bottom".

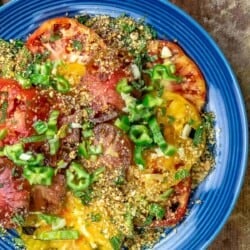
[
  {"left": 81, "top": 70, "right": 126, "bottom": 122},
  {"left": 0, "top": 78, "right": 50, "bottom": 145},
  {"left": 147, "top": 40, "right": 206, "bottom": 111},
  {"left": 0, "top": 158, "right": 30, "bottom": 228},
  {"left": 26, "top": 17, "right": 106, "bottom": 64},
  {"left": 93, "top": 123, "right": 132, "bottom": 171},
  {"left": 151, "top": 177, "right": 191, "bottom": 227}
]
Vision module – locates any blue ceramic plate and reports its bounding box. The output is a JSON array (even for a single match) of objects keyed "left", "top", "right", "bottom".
[{"left": 0, "top": 0, "right": 248, "bottom": 249}]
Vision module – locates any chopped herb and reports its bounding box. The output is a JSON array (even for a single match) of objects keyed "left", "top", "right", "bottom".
[
  {"left": 149, "top": 203, "right": 165, "bottom": 220},
  {"left": 160, "top": 188, "right": 173, "bottom": 200},
  {"left": 76, "top": 15, "right": 91, "bottom": 24},
  {"left": 49, "top": 33, "right": 62, "bottom": 42},
  {"left": 167, "top": 115, "right": 176, "bottom": 124},
  {"left": 175, "top": 169, "right": 190, "bottom": 180},
  {"left": 110, "top": 235, "right": 124, "bottom": 250},
  {"left": 193, "top": 125, "right": 204, "bottom": 146},
  {"left": 12, "top": 214, "right": 25, "bottom": 226},
  {"left": 90, "top": 213, "right": 102, "bottom": 222},
  {"left": 72, "top": 40, "right": 83, "bottom": 51}
]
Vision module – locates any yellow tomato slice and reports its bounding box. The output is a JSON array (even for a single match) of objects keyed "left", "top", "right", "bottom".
[
  {"left": 133, "top": 92, "right": 205, "bottom": 202},
  {"left": 19, "top": 193, "right": 118, "bottom": 250}
]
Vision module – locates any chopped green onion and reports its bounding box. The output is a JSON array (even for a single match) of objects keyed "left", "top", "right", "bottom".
[
  {"left": 160, "top": 188, "right": 174, "bottom": 200},
  {"left": 174, "top": 168, "right": 190, "bottom": 181},
  {"left": 90, "top": 167, "right": 105, "bottom": 183},
  {"left": 48, "top": 137, "right": 60, "bottom": 155},
  {"left": 53, "top": 75, "right": 70, "bottom": 93},
  {"left": 66, "top": 162, "right": 91, "bottom": 192},
  {"left": 78, "top": 142, "right": 90, "bottom": 159},
  {"left": 129, "top": 125, "right": 152, "bottom": 146},
  {"left": 82, "top": 129, "right": 93, "bottom": 138},
  {"left": 0, "top": 128, "right": 7, "bottom": 140},
  {"left": 134, "top": 145, "right": 145, "bottom": 169},
  {"left": 33, "top": 121, "right": 48, "bottom": 135},
  {"left": 37, "top": 213, "right": 66, "bottom": 230},
  {"left": 46, "top": 110, "right": 60, "bottom": 136},
  {"left": 114, "top": 115, "right": 130, "bottom": 132},
  {"left": 148, "top": 117, "right": 176, "bottom": 156},
  {"left": 30, "top": 74, "right": 50, "bottom": 86},
  {"left": 149, "top": 203, "right": 165, "bottom": 220},
  {"left": 40, "top": 62, "right": 53, "bottom": 75},
  {"left": 88, "top": 144, "right": 103, "bottom": 155},
  {"left": 36, "top": 229, "right": 79, "bottom": 241},
  {"left": 23, "top": 166, "right": 54, "bottom": 185},
  {"left": 22, "top": 134, "right": 48, "bottom": 143},
  {"left": 142, "top": 94, "right": 163, "bottom": 108},
  {"left": 116, "top": 78, "right": 132, "bottom": 93},
  {"left": 150, "top": 64, "right": 182, "bottom": 83},
  {"left": 16, "top": 74, "right": 32, "bottom": 88}
]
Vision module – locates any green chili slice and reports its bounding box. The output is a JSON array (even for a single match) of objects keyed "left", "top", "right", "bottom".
[
  {"left": 129, "top": 125, "right": 153, "bottom": 146},
  {"left": 3, "top": 143, "right": 44, "bottom": 166},
  {"left": 36, "top": 229, "right": 79, "bottom": 241},
  {"left": 53, "top": 75, "right": 70, "bottom": 93},
  {"left": 66, "top": 162, "right": 91, "bottom": 191},
  {"left": 23, "top": 166, "right": 54, "bottom": 186},
  {"left": 151, "top": 64, "right": 182, "bottom": 83},
  {"left": 33, "top": 121, "right": 48, "bottom": 135}
]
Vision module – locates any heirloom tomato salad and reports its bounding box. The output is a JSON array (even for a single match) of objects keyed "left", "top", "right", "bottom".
[{"left": 0, "top": 15, "right": 215, "bottom": 249}]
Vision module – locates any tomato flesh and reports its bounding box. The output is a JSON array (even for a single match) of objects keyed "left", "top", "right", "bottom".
[
  {"left": 0, "top": 78, "right": 50, "bottom": 145},
  {"left": 26, "top": 17, "right": 105, "bottom": 64}
]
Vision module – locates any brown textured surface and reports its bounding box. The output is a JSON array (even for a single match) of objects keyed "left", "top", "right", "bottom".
[{"left": 170, "top": 0, "right": 250, "bottom": 249}]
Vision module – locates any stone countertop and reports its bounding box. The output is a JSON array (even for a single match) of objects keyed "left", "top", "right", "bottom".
[
  {"left": 170, "top": 0, "right": 250, "bottom": 249},
  {"left": 1, "top": 0, "right": 249, "bottom": 249}
]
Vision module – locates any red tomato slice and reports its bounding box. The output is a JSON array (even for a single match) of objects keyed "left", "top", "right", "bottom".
[
  {"left": 151, "top": 177, "right": 191, "bottom": 227},
  {"left": 26, "top": 17, "right": 106, "bottom": 64},
  {"left": 0, "top": 78, "right": 50, "bottom": 145},
  {"left": 147, "top": 40, "right": 206, "bottom": 111},
  {"left": 81, "top": 70, "right": 126, "bottom": 122},
  {"left": 0, "top": 158, "right": 30, "bottom": 228}
]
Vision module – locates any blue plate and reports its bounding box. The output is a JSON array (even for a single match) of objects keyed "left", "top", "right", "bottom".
[{"left": 0, "top": 0, "right": 248, "bottom": 249}]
